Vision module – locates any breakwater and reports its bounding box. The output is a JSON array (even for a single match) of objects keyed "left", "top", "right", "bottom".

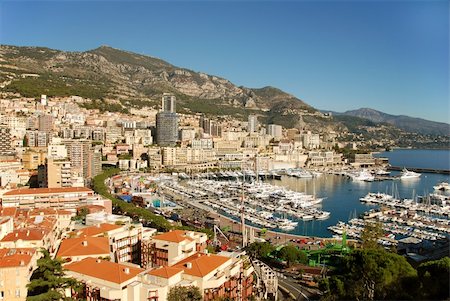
[{"left": 388, "top": 166, "right": 450, "bottom": 175}]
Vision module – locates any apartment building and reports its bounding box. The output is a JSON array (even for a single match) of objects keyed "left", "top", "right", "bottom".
[
  {"left": 0, "top": 126, "right": 13, "bottom": 155},
  {"left": 143, "top": 230, "right": 207, "bottom": 268},
  {"left": 0, "top": 187, "right": 110, "bottom": 213},
  {"left": 65, "top": 258, "right": 145, "bottom": 301},
  {"left": 0, "top": 248, "right": 38, "bottom": 301},
  {"left": 64, "top": 230, "right": 254, "bottom": 301},
  {"left": 38, "top": 158, "right": 72, "bottom": 188}
]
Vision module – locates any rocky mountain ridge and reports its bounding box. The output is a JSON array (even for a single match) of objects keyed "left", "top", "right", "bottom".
[
  {"left": 335, "top": 108, "right": 449, "bottom": 136},
  {"left": 0, "top": 45, "right": 448, "bottom": 141}
]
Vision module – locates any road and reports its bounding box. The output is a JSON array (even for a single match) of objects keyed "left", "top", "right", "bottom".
[{"left": 278, "top": 275, "right": 315, "bottom": 301}]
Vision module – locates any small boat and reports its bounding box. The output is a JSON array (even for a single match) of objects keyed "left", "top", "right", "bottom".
[{"left": 433, "top": 182, "right": 450, "bottom": 191}]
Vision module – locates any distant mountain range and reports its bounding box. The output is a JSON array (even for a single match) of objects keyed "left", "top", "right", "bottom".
[
  {"left": 326, "top": 108, "right": 449, "bottom": 136},
  {"left": 0, "top": 44, "right": 448, "bottom": 138}
]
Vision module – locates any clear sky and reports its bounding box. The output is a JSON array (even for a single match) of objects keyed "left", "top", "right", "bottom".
[{"left": 1, "top": 0, "right": 448, "bottom": 123}]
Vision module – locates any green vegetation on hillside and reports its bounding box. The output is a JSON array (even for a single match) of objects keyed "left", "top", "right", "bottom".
[
  {"left": 5, "top": 73, "right": 110, "bottom": 99},
  {"left": 81, "top": 99, "right": 129, "bottom": 114}
]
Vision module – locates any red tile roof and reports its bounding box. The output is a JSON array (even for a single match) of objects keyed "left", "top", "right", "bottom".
[
  {"left": 65, "top": 257, "right": 144, "bottom": 284},
  {"left": 148, "top": 266, "right": 183, "bottom": 279},
  {"left": 152, "top": 230, "right": 194, "bottom": 243},
  {"left": 173, "top": 253, "right": 231, "bottom": 278},
  {"left": 29, "top": 208, "right": 72, "bottom": 216},
  {"left": 0, "top": 248, "right": 36, "bottom": 268},
  {"left": 0, "top": 207, "right": 17, "bottom": 217},
  {"left": 3, "top": 187, "right": 93, "bottom": 196},
  {"left": 76, "top": 223, "right": 122, "bottom": 237},
  {"left": 57, "top": 237, "right": 110, "bottom": 258},
  {"left": 1, "top": 228, "right": 48, "bottom": 242}
]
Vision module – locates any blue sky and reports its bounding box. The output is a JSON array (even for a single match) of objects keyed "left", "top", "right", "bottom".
[{"left": 1, "top": 0, "right": 448, "bottom": 123}]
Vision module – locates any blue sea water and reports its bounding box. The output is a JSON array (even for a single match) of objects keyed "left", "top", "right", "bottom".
[
  {"left": 267, "top": 149, "right": 450, "bottom": 238},
  {"left": 375, "top": 149, "right": 450, "bottom": 170}
]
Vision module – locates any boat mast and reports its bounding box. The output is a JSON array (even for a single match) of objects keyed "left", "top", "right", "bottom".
[{"left": 241, "top": 181, "right": 247, "bottom": 248}]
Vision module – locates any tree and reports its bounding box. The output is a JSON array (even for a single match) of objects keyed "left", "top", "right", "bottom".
[
  {"left": 167, "top": 285, "right": 202, "bottom": 301},
  {"left": 245, "top": 242, "right": 275, "bottom": 260},
  {"left": 320, "top": 248, "right": 418, "bottom": 300},
  {"left": 72, "top": 207, "right": 89, "bottom": 223},
  {"left": 278, "top": 244, "right": 305, "bottom": 267},
  {"left": 27, "top": 249, "right": 82, "bottom": 301},
  {"left": 417, "top": 257, "right": 450, "bottom": 300},
  {"left": 360, "top": 221, "right": 384, "bottom": 249}
]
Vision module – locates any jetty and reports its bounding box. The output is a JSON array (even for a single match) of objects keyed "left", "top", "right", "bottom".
[{"left": 388, "top": 166, "right": 450, "bottom": 175}]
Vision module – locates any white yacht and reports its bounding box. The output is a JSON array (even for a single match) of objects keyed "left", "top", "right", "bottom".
[
  {"left": 349, "top": 169, "right": 375, "bottom": 182},
  {"left": 433, "top": 182, "right": 450, "bottom": 191},
  {"left": 400, "top": 168, "right": 421, "bottom": 179}
]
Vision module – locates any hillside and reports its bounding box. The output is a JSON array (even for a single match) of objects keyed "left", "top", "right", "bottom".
[
  {"left": 0, "top": 45, "right": 320, "bottom": 129},
  {"left": 0, "top": 45, "right": 448, "bottom": 145},
  {"left": 341, "top": 108, "right": 449, "bottom": 136}
]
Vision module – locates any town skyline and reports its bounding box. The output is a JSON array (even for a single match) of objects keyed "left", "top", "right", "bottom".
[{"left": 1, "top": 0, "right": 448, "bottom": 123}]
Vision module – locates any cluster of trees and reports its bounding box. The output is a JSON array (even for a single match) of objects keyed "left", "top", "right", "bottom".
[
  {"left": 319, "top": 249, "right": 450, "bottom": 301},
  {"left": 320, "top": 222, "right": 450, "bottom": 300},
  {"left": 246, "top": 242, "right": 307, "bottom": 267},
  {"left": 167, "top": 286, "right": 202, "bottom": 301}
]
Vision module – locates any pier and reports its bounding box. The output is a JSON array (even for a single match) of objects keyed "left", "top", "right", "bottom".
[{"left": 388, "top": 166, "right": 450, "bottom": 175}]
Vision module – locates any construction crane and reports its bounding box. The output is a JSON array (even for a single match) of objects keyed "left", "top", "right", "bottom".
[{"left": 212, "top": 225, "right": 229, "bottom": 248}]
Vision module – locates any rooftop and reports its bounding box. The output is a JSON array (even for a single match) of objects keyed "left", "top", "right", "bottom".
[
  {"left": 1, "top": 228, "right": 48, "bottom": 242},
  {"left": 173, "top": 253, "right": 230, "bottom": 278},
  {"left": 148, "top": 266, "right": 184, "bottom": 279},
  {"left": 3, "top": 187, "right": 93, "bottom": 196},
  {"left": 57, "top": 237, "right": 110, "bottom": 257},
  {"left": 76, "top": 223, "right": 122, "bottom": 237},
  {"left": 152, "top": 230, "right": 194, "bottom": 243},
  {"left": 65, "top": 257, "right": 144, "bottom": 284},
  {"left": 0, "top": 248, "right": 36, "bottom": 268}
]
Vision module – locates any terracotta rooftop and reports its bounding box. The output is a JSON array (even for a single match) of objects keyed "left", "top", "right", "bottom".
[
  {"left": 173, "top": 253, "right": 231, "bottom": 278},
  {"left": 0, "top": 207, "right": 17, "bottom": 217},
  {"left": 3, "top": 187, "right": 93, "bottom": 196},
  {"left": 76, "top": 223, "right": 122, "bottom": 237},
  {"left": 57, "top": 237, "right": 110, "bottom": 258},
  {"left": 148, "top": 266, "right": 184, "bottom": 279},
  {"left": 28, "top": 208, "right": 72, "bottom": 216},
  {"left": 65, "top": 257, "right": 144, "bottom": 284},
  {"left": 1, "top": 228, "right": 48, "bottom": 242},
  {"left": 25, "top": 216, "right": 56, "bottom": 230},
  {"left": 152, "top": 230, "right": 194, "bottom": 243},
  {"left": 0, "top": 248, "right": 36, "bottom": 268}
]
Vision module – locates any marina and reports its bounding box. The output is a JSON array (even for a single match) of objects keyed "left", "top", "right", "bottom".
[
  {"left": 112, "top": 149, "right": 450, "bottom": 242},
  {"left": 161, "top": 179, "right": 330, "bottom": 231}
]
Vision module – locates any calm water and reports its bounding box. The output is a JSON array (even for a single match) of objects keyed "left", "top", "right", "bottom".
[
  {"left": 375, "top": 149, "right": 450, "bottom": 170},
  {"left": 267, "top": 149, "right": 450, "bottom": 238}
]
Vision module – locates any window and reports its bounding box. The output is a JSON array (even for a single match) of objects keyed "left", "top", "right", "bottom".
[{"left": 15, "top": 289, "right": 20, "bottom": 297}]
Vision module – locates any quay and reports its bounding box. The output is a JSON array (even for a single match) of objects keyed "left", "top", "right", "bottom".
[{"left": 388, "top": 166, "right": 450, "bottom": 175}]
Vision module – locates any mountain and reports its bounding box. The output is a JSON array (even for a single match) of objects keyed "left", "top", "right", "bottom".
[
  {"left": 337, "top": 108, "right": 449, "bottom": 136},
  {"left": 0, "top": 45, "right": 448, "bottom": 142},
  {"left": 0, "top": 45, "right": 319, "bottom": 129}
]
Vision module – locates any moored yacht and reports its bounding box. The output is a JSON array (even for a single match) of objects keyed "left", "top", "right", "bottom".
[
  {"left": 433, "top": 182, "right": 450, "bottom": 191},
  {"left": 400, "top": 168, "right": 421, "bottom": 179}
]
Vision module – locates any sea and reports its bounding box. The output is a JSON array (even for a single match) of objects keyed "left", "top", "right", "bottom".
[{"left": 266, "top": 149, "right": 450, "bottom": 238}]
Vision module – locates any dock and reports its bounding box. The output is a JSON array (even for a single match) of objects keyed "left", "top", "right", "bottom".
[{"left": 388, "top": 166, "right": 450, "bottom": 175}]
